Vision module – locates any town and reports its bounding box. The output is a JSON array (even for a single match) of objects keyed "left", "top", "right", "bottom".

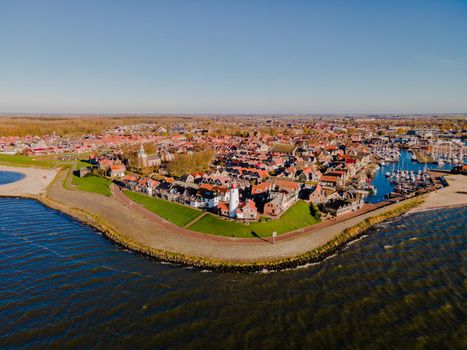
[{"left": 1, "top": 115, "right": 465, "bottom": 224}]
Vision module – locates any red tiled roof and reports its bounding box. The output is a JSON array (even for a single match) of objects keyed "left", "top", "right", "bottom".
[{"left": 320, "top": 175, "right": 339, "bottom": 182}]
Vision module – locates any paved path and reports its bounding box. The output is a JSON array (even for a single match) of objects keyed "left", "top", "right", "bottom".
[
  {"left": 42, "top": 168, "right": 414, "bottom": 263},
  {"left": 184, "top": 212, "right": 208, "bottom": 228}
]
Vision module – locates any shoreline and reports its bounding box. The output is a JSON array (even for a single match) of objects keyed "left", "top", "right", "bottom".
[
  {"left": 1, "top": 165, "right": 465, "bottom": 271},
  {"left": 408, "top": 174, "right": 467, "bottom": 213},
  {"left": 0, "top": 165, "right": 57, "bottom": 196},
  {"left": 11, "top": 193, "right": 426, "bottom": 272}
]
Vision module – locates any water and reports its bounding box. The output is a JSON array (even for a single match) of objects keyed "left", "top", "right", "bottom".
[
  {"left": 0, "top": 197, "right": 465, "bottom": 349},
  {"left": 0, "top": 171, "right": 25, "bottom": 185},
  {"left": 368, "top": 149, "right": 454, "bottom": 203}
]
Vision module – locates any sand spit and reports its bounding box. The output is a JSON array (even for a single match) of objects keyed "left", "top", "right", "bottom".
[
  {"left": 409, "top": 174, "right": 467, "bottom": 213},
  {"left": 0, "top": 165, "right": 57, "bottom": 196}
]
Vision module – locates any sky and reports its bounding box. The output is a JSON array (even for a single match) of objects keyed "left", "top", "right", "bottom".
[{"left": 0, "top": 0, "right": 466, "bottom": 114}]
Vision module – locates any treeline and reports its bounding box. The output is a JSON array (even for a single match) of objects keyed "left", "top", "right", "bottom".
[
  {"left": 167, "top": 149, "right": 215, "bottom": 177},
  {"left": 0, "top": 116, "right": 201, "bottom": 136}
]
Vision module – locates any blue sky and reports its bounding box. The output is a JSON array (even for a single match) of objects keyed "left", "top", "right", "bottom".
[{"left": 0, "top": 0, "right": 466, "bottom": 114}]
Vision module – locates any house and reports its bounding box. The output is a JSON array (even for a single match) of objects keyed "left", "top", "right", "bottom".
[
  {"left": 263, "top": 191, "right": 296, "bottom": 216},
  {"left": 251, "top": 182, "right": 272, "bottom": 195},
  {"left": 270, "top": 143, "right": 297, "bottom": 156},
  {"left": 236, "top": 200, "right": 258, "bottom": 221},
  {"left": 98, "top": 158, "right": 113, "bottom": 170},
  {"left": 199, "top": 188, "right": 221, "bottom": 208},
  {"left": 297, "top": 167, "right": 322, "bottom": 182},
  {"left": 270, "top": 178, "right": 301, "bottom": 196},
  {"left": 218, "top": 202, "right": 230, "bottom": 216},
  {"left": 180, "top": 174, "right": 195, "bottom": 183},
  {"left": 320, "top": 194, "right": 364, "bottom": 216},
  {"left": 108, "top": 164, "right": 126, "bottom": 178},
  {"left": 320, "top": 175, "right": 342, "bottom": 188},
  {"left": 308, "top": 184, "right": 326, "bottom": 204},
  {"left": 76, "top": 167, "right": 91, "bottom": 178},
  {"left": 122, "top": 174, "right": 138, "bottom": 189},
  {"left": 212, "top": 185, "right": 230, "bottom": 202},
  {"left": 320, "top": 198, "right": 353, "bottom": 216}
]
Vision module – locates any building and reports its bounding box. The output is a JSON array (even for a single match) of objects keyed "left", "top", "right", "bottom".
[
  {"left": 109, "top": 164, "right": 126, "bottom": 178},
  {"left": 228, "top": 183, "right": 240, "bottom": 218},
  {"left": 236, "top": 200, "right": 258, "bottom": 220},
  {"left": 320, "top": 195, "right": 364, "bottom": 216},
  {"left": 137, "top": 144, "right": 148, "bottom": 168}
]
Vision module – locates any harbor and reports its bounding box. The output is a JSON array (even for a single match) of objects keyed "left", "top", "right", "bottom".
[{"left": 367, "top": 149, "right": 454, "bottom": 203}]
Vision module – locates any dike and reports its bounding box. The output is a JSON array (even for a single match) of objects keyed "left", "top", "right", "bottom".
[{"left": 27, "top": 192, "right": 425, "bottom": 272}]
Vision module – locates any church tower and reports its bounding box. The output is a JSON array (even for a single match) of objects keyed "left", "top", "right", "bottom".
[
  {"left": 137, "top": 144, "right": 148, "bottom": 168},
  {"left": 228, "top": 183, "right": 239, "bottom": 218}
]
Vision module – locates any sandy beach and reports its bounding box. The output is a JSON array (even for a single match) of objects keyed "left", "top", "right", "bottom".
[
  {"left": 0, "top": 165, "right": 57, "bottom": 196},
  {"left": 410, "top": 174, "right": 467, "bottom": 213}
]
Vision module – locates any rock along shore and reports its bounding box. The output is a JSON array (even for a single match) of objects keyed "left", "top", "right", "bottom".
[{"left": 2, "top": 165, "right": 464, "bottom": 272}]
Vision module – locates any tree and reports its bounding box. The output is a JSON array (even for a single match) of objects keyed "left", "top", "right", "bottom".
[{"left": 167, "top": 149, "right": 215, "bottom": 177}]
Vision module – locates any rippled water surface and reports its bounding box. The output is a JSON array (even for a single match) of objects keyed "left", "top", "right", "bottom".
[
  {"left": 0, "top": 171, "right": 25, "bottom": 185},
  {"left": 0, "top": 198, "right": 465, "bottom": 349}
]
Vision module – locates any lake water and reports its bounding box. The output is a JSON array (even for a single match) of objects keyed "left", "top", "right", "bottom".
[
  {"left": 0, "top": 197, "right": 465, "bottom": 349},
  {"left": 368, "top": 149, "right": 454, "bottom": 203},
  {"left": 0, "top": 171, "right": 25, "bottom": 185}
]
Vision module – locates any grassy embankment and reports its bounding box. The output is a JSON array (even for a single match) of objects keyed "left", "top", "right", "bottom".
[
  {"left": 41, "top": 169, "right": 425, "bottom": 271},
  {"left": 189, "top": 200, "right": 320, "bottom": 237},
  {"left": 0, "top": 153, "right": 91, "bottom": 169},
  {"left": 123, "top": 191, "right": 320, "bottom": 238},
  {"left": 45, "top": 189, "right": 425, "bottom": 272},
  {"left": 0, "top": 154, "right": 60, "bottom": 168},
  {"left": 123, "top": 191, "right": 203, "bottom": 227},
  {"left": 58, "top": 160, "right": 111, "bottom": 196},
  {"left": 71, "top": 175, "right": 112, "bottom": 196}
]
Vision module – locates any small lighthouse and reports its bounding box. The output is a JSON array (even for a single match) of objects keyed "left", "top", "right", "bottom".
[{"left": 228, "top": 183, "right": 239, "bottom": 218}]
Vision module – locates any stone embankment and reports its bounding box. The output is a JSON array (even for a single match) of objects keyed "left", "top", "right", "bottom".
[{"left": 4, "top": 165, "right": 465, "bottom": 271}]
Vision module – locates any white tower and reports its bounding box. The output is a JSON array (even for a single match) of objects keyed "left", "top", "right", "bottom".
[
  {"left": 137, "top": 144, "right": 148, "bottom": 168},
  {"left": 228, "top": 183, "right": 240, "bottom": 218}
]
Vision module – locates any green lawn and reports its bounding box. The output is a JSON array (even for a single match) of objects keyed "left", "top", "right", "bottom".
[
  {"left": 123, "top": 191, "right": 203, "bottom": 227},
  {"left": 0, "top": 154, "right": 60, "bottom": 168},
  {"left": 75, "top": 160, "right": 92, "bottom": 169},
  {"left": 71, "top": 174, "right": 112, "bottom": 196},
  {"left": 188, "top": 200, "right": 320, "bottom": 238},
  {"left": 0, "top": 153, "right": 93, "bottom": 169}
]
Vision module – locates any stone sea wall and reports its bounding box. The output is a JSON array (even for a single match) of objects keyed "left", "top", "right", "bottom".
[{"left": 34, "top": 192, "right": 425, "bottom": 272}]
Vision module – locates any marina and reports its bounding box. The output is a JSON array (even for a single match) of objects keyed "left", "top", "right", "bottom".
[{"left": 367, "top": 149, "right": 454, "bottom": 203}]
